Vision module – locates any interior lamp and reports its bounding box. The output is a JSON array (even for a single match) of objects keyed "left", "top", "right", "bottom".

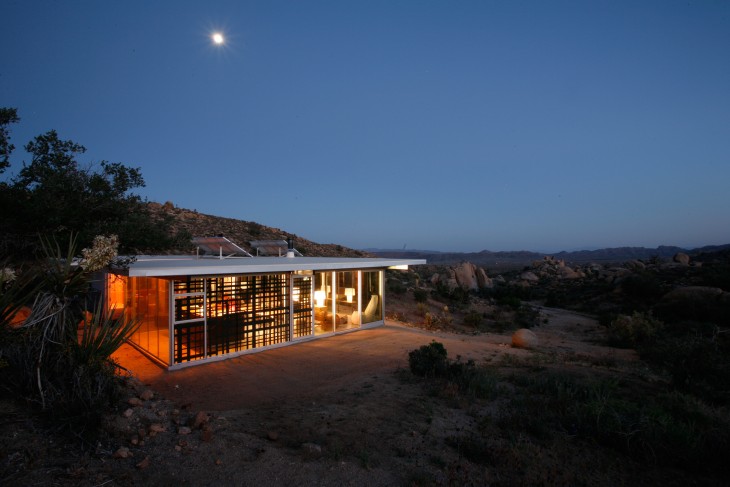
[
  {"left": 314, "top": 290, "right": 326, "bottom": 308},
  {"left": 344, "top": 287, "right": 356, "bottom": 303}
]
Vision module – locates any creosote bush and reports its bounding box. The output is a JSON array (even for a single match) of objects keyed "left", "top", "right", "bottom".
[
  {"left": 408, "top": 342, "right": 496, "bottom": 399},
  {"left": 607, "top": 311, "right": 663, "bottom": 347},
  {"left": 413, "top": 287, "right": 429, "bottom": 303},
  {"left": 409, "top": 341, "right": 448, "bottom": 378}
]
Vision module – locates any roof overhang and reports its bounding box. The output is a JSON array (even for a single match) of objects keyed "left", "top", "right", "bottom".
[{"left": 120, "top": 256, "right": 427, "bottom": 278}]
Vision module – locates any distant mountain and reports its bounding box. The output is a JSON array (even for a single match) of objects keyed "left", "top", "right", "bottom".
[{"left": 370, "top": 244, "right": 730, "bottom": 270}]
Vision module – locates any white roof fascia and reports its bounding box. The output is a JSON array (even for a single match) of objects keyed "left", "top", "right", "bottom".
[{"left": 124, "top": 256, "right": 426, "bottom": 278}]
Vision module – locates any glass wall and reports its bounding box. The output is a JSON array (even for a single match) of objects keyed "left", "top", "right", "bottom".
[
  {"left": 173, "top": 277, "right": 205, "bottom": 363},
  {"left": 335, "top": 270, "right": 359, "bottom": 331},
  {"left": 314, "top": 270, "right": 382, "bottom": 331},
  {"left": 108, "top": 266, "right": 387, "bottom": 368},
  {"left": 360, "top": 270, "right": 383, "bottom": 324},
  {"left": 292, "top": 275, "right": 313, "bottom": 338},
  {"left": 109, "top": 275, "right": 170, "bottom": 364},
  {"left": 313, "top": 272, "right": 334, "bottom": 335},
  {"left": 172, "top": 273, "right": 290, "bottom": 364}
]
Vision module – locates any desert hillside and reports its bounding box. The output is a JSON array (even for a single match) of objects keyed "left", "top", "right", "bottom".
[{"left": 146, "top": 201, "right": 369, "bottom": 258}]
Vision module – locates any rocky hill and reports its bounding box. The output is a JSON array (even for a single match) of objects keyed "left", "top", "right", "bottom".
[{"left": 146, "top": 201, "right": 369, "bottom": 258}]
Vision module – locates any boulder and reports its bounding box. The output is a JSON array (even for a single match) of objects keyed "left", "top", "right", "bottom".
[
  {"left": 673, "top": 253, "right": 690, "bottom": 266},
  {"left": 559, "top": 266, "right": 580, "bottom": 279},
  {"left": 625, "top": 260, "right": 646, "bottom": 271},
  {"left": 520, "top": 271, "right": 539, "bottom": 282},
  {"left": 476, "top": 267, "right": 493, "bottom": 288},
  {"left": 453, "top": 262, "right": 479, "bottom": 291},
  {"left": 662, "top": 286, "right": 723, "bottom": 301},
  {"left": 512, "top": 329, "right": 539, "bottom": 349}
]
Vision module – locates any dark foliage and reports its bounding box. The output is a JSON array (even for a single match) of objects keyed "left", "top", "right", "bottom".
[
  {"left": 431, "top": 281, "right": 471, "bottom": 305},
  {"left": 0, "top": 236, "right": 138, "bottom": 434},
  {"left": 409, "top": 341, "right": 448, "bottom": 378},
  {"left": 0, "top": 110, "right": 188, "bottom": 258},
  {"left": 413, "top": 287, "right": 429, "bottom": 303}
]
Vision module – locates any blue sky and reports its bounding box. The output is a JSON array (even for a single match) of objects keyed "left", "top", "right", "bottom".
[{"left": 2, "top": 0, "right": 729, "bottom": 252}]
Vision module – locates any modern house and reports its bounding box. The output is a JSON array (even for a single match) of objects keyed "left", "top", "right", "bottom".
[{"left": 103, "top": 237, "right": 425, "bottom": 369}]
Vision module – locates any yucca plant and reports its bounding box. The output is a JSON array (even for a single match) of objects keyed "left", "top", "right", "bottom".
[
  {"left": 1, "top": 233, "right": 137, "bottom": 429},
  {"left": 70, "top": 299, "right": 139, "bottom": 366}
]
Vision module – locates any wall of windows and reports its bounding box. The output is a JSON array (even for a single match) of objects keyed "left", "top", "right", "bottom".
[
  {"left": 314, "top": 270, "right": 383, "bottom": 332},
  {"left": 108, "top": 267, "right": 384, "bottom": 368},
  {"left": 292, "top": 275, "right": 313, "bottom": 339},
  {"left": 172, "top": 273, "right": 292, "bottom": 364}
]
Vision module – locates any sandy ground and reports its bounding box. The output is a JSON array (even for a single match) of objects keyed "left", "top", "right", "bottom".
[
  {"left": 3, "top": 309, "right": 646, "bottom": 486},
  {"left": 115, "top": 309, "right": 634, "bottom": 412},
  {"left": 114, "top": 321, "right": 514, "bottom": 411}
]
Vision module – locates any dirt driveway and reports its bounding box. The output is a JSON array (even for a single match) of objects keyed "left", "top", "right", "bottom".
[{"left": 114, "top": 322, "right": 514, "bottom": 411}]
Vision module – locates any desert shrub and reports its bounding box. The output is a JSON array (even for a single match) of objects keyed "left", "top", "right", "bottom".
[
  {"left": 640, "top": 328, "right": 730, "bottom": 405},
  {"left": 408, "top": 343, "right": 497, "bottom": 400},
  {"left": 447, "top": 357, "right": 497, "bottom": 399},
  {"left": 698, "top": 259, "right": 730, "bottom": 291},
  {"left": 606, "top": 311, "right": 663, "bottom": 347},
  {"left": 515, "top": 304, "right": 540, "bottom": 328},
  {"left": 424, "top": 312, "right": 436, "bottom": 327},
  {"left": 621, "top": 272, "right": 665, "bottom": 301},
  {"left": 485, "top": 284, "right": 533, "bottom": 303},
  {"left": 386, "top": 278, "right": 407, "bottom": 295},
  {"left": 653, "top": 291, "right": 730, "bottom": 325},
  {"left": 432, "top": 282, "right": 471, "bottom": 306},
  {"left": 413, "top": 287, "right": 429, "bottom": 303},
  {"left": 408, "top": 341, "right": 449, "bottom": 378},
  {"left": 501, "top": 370, "right": 730, "bottom": 475},
  {"left": 248, "top": 221, "right": 263, "bottom": 237},
  {"left": 496, "top": 294, "right": 521, "bottom": 310},
  {"left": 463, "top": 310, "right": 483, "bottom": 329}
]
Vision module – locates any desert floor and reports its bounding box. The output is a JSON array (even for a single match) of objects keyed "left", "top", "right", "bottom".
[{"left": 4, "top": 309, "right": 652, "bottom": 486}]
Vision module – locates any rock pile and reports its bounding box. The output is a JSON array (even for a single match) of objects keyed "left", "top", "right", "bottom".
[
  {"left": 431, "top": 262, "right": 493, "bottom": 291},
  {"left": 516, "top": 256, "right": 586, "bottom": 285},
  {"left": 102, "top": 376, "right": 218, "bottom": 470}
]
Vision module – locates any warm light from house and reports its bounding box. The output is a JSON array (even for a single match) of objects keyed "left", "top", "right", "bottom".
[
  {"left": 344, "top": 287, "right": 356, "bottom": 303},
  {"left": 314, "top": 290, "right": 326, "bottom": 308},
  {"left": 293, "top": 288, "right": 300, "bottom": 302},
  {"left": 388, "top": 265, "right": 409, "bottom": 270}
]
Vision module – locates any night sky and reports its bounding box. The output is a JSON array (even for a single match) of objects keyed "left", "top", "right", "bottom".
[{"left": 2, "top": 1, "right": 729, "bottom": 252}]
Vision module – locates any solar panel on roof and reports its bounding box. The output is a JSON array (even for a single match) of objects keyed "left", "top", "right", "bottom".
[
  {"left": 250, "top": 240, "right": 303, "bottom": 257},
  {"left": 192, "top": 236, "right": 253, "bottom": 258}
]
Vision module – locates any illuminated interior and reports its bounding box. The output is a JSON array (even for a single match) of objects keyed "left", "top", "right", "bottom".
[
  {"left": 107, "top": 275, "right": 170, "bottom": 364},
  {"left": 314, "top": 270, "right": 383, "bottom": 333},
  {"left": 107, "top": 267, "right": 385, "bottom": 367}
]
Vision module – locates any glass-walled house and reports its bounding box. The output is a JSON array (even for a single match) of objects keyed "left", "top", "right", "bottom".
[{"left": 105, "top": 255, "right": 424, "bottom": 369}]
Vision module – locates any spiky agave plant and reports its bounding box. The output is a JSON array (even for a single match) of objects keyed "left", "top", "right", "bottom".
[{"left": 1, "top": 233, "right": 138, "bottom": 428}]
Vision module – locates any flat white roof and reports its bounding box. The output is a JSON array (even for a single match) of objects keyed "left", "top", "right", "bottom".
[{"left": 123, "top": 255, "right": 427, "bottom": 277}]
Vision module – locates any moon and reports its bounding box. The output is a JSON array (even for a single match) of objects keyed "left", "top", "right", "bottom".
[{"left": 212, "top": 32, "right": 225, "bottom": 45}]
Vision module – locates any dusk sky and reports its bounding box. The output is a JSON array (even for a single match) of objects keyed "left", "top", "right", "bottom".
[{"left": 2, "top": 1, "right": 729, "bottom": 252}]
